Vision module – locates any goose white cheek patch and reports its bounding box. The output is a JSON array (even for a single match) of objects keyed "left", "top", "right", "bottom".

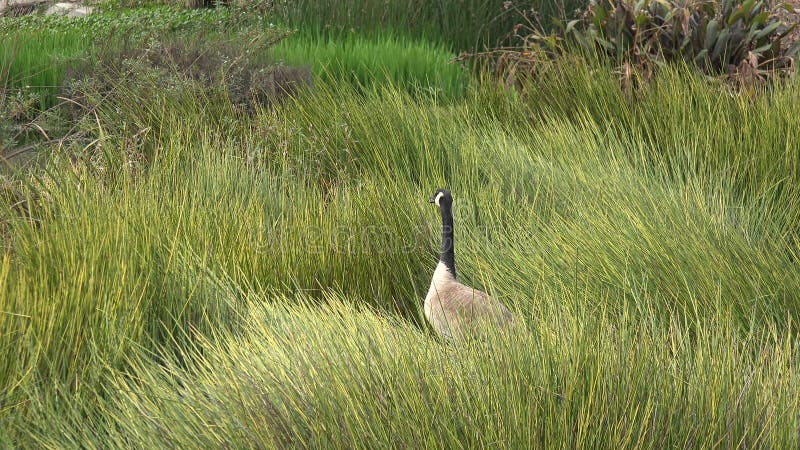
[{"left": 434, "top": 192, "right": 445, "bottom": 206}]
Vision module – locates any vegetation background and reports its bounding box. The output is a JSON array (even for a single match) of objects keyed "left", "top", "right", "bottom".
[{"left": 1, "top": 0, "right": 800, "bottom": 447}]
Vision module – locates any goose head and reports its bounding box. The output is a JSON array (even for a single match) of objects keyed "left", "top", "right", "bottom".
[{"left": 428, "top": 188, "right": 453, "bottom": 208}]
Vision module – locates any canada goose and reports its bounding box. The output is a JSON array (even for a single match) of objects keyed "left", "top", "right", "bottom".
[{"left": 424, "top": 189, "right": 514, "bottom": 339}]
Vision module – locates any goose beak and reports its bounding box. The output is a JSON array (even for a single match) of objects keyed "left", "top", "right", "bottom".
[{"left": 428, "top": 195, "right": 436, "bottom": 203}]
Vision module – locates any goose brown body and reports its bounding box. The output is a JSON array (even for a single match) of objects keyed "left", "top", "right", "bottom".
[
  {"left": 424, "top": 189, "right": 514, "bottom": 339},
  {"left": 424, "top": 262, "right": 514, "bottom": 339}
]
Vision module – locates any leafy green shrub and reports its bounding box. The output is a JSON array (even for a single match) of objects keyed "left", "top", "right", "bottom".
[
  {"left": 564, "top": 0, "right": 799, "bottom": 83},
  {"left": 475, "top": 0, "right": 799, "bottom": 90},
  {"left": 0, "top": 6, "right": 231, "bottom": 36}
]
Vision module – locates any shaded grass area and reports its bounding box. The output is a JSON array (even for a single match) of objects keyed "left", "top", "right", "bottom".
[
  {"left": 0, "top": 6, "right": 234, "bottom": 110},
  {"left": 2, "top": 56, "right": 800, "bottom": 445},
  {"left": 274, "top": 0, "right": 587, "bottom": 51}
]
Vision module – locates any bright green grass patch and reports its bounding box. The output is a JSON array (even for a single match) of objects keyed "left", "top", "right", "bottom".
[
  {"left": 271, "top": 33, "right": 469, "bottom": 99},
  {"left": 2, "top": 60, "right": 800, "bottom": 445},
  {"left": 0, "top": 30, "right": 89, "bottom": 110}
]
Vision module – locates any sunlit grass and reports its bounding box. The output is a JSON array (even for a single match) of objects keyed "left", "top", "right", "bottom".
[
  {"left": 16, "top": 294, "right": 800, "bottom": 448},
  {"left": 1, "top": 54, "right": 800, "bottom": 446}
]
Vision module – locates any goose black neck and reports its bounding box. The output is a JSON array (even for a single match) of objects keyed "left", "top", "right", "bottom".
[{"left": 439, "top": 203, "right": 457, "bottom": 278}]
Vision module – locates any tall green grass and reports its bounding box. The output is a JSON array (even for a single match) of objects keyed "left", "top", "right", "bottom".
[
  {"left": 2, "top": 57, "right": 800, "bottom": 446},
  {"left": 12, "top": 293, "right": 800, "bottom": 448},
  {"left": 274, "top": 0, "right": 586, "bottom": 51},
  {"left": 0, "top": 30, "right": 89, "bottom": 109},
  {"left": 271, "top": 33, "right": 468, "bottom": 99}
]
